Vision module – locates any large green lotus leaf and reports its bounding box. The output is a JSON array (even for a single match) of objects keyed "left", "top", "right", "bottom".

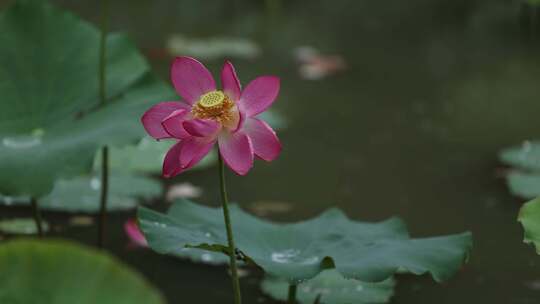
[
  {"left": 0, "top": 171, "right": 161, "bottom": 213},
  {"left": 505, "top": 171, "right": 540, "bottom": 199},
  {"left": 139, "top": 200, "right": 472, "bottom": 283},
  {"left": 0, "top": 239, "right": 164, "bottom": 304},
  {"left": 0, "top": 75, "right": 172, "bottom": 197},
  {"left": 0, "top": 0, "right": 173, "bottom": 197},
  {"left": 518, "top": 197, "right": 540, "bottom": 254},
  {"left": 0, "top": 218, "right": 49, "bottom": 235},
  {"left": 0, "top": 0, "right": 147, "bottom": 133},
  {"left": 261, "top": 270, "right": 395, "bottom": 304},
  {"left": 499, "top": 141, "right": 540, "bottom": 171}
]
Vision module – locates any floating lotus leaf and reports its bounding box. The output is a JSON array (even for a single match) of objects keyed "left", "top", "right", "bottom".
[
  {"left": 139, "top": 200, "right": 472, "bottom": 283},
  {"left": 0, "top": 172, "right": 160, "bottom": 213},
  {"left": 0, "top": 218, "right": 49, "bottom": 235},
  {"left": 0, "top": 239, "right": 164, "bottom": 304},
  {"left": 0, "top": 0, "right": 174, "bottom": 197},
  {"left": 518, "top": 197, "right": 540, "bottom": 254},
  {"left": 261, "top": 269, "right": 395, "bottom": 304},
  {"left": 505, "top": 171, "right": 540, "bottom": 199},
  {"left": 499, "top": 141, "right": 540, "bottom": 171},
  {"left": 124, "top": 217, "right": 228, "bottom": 264},
  {"left": 498, "top": 141, "right": 540, "bottom": 198}
]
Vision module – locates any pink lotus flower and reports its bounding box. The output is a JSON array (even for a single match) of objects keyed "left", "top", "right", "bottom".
[{"left": 141, "top": 57, "right": 281, "bottom": 177}]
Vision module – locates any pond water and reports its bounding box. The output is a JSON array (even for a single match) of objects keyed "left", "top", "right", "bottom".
[{"left": 5, "top": 0, "right": 540, "bottom": 303}]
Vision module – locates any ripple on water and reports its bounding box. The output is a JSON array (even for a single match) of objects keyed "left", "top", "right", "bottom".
[
  {"left": 270, "top": 249, "right": 320, "bottom": 265},
  {"left": 271, "top": 249, "right": 300, "bottom": 263}
]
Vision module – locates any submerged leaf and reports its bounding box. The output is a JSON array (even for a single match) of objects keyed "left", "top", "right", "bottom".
[
  {"left": 0, "top": 239, "right": 164, "bottom": 304},
  {"left": 0, "top": 218, "right": 49, "bottom": 235},
  {"left": 518, "top": 197, "right": 540, "bottom": 254},
  {"left": 261, "top": 269, "right": 395, "bottom": 304},
  {"left": 139, "top": 200, "right": 472, "bottom": 284},
  {"left": 0, "top": 172, "right": 161, "bottom": 213},
  {"left": 0, "top": 0, "right": 173, "bottom": 197}
]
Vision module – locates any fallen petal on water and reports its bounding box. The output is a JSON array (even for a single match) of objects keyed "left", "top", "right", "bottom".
[
  {"left": 294, "top": 46, "right": 346, "bottom": 80},
  {"left": 166, "top": 183, "right": 203, "bottom": 202}
]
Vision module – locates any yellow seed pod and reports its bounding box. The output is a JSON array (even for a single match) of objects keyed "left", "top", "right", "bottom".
[{"left": 199, "top": 91, "right": 225, "bottom": 108}]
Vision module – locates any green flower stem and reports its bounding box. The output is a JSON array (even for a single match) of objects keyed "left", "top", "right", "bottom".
[
  {"left": 97, "top": 0, "right": 109, "bottom": 249},
  {"left": 218, "top": 153, "right": 242, "bottom": 304},
  {"left": 30, "top": 197, "right": 43, "bottom": 237},
  {"left": 287, "top": 284, "right": 297, "bottom": 304},
  {"left": 98, "top": 146, "right": 109, "bottom": 248}
]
